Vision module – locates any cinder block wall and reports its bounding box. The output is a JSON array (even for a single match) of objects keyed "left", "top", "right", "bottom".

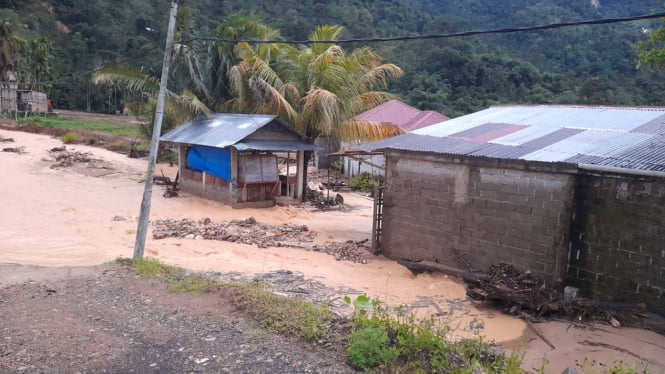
[
  {"left": 380, "top": 151, "right": 576, "bottom": 283},
  {"left": 567, "top": 172, "right": 665, "bottom": 312}
]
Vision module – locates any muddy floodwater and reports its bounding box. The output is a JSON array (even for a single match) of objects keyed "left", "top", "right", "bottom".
[{"left": 1, "top": 129, "right": 665, "bottom": 372}]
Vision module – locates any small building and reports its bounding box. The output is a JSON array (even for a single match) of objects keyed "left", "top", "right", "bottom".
[
  {"left": 18, "top": 90, "right": 48, "bottom": 113},
  {"left": 160, "top": 114, "right": 318, "bottom": 208},
  {"left": 365, "top": 105, "right": 665, "bottom": 314},
  {"left": 342, "top": 100, "right": 449, "bottom": 177}
]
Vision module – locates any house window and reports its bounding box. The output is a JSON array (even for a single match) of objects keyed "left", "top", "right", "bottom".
[{"left": 238, "top": 154, "right": 278, "bottom": 183}]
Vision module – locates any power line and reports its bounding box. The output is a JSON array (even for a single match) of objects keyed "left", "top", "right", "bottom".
[{"left": 187, "top": 11, "right": 665, "bottom": 45}]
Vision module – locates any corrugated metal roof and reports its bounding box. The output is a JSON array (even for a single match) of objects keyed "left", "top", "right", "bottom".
[
  {"left": 353, "top": 99, "right": 449, "bottom": 132},
  {"left": 160, "top": 114, "right": 314, "bottom": 151},
  {"left": 234, "top": 140, "right": 320, "bottom": 152},
  {"left": 365, "top": 105, "right": 665, "bottom": 173}
]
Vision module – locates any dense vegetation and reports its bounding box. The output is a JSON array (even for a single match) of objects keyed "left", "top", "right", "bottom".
[{"left": 3, "top": 0, "right": 665, "bottom": 117}]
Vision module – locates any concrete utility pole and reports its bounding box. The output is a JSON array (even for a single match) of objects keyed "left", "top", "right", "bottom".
[{"left": 133, "top": 0, "right": 179, "bottom": 259}]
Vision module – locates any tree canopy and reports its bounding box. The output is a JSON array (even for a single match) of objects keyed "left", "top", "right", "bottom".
[{"left": 6, "top": 0, "right": 665, "bottom": 115}]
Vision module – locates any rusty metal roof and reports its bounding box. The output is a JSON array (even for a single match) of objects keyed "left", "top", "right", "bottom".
[
  {"left": 160, "top": 113, "right": 316, "bottom": 151},
  {"left": 365, "top": 105, "right": 665, "bottom": 173}
]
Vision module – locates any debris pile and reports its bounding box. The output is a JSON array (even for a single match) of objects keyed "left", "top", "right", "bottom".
[
  {"left": 152, "top": 217, "right": 313, "bottom": 248},
  {"left": 152, "top": 217, "right": 372, "bottom": 263},
  {"left": 2, "top": 146, "right": 25, "bottom": 154},
  {"left": 311, "top": 239, "right": 370, "bottom": 263},
  {"left": 45, "top": 146, "right": 114, "bottom": 172},
  {"left": 400, "top": 260, "right": 647, "bottom": 327},
  {"left": 0, "top": 136, "right": 14, "bottom": 142},
  {"left": 467, "top": 263, "right": 561, "bottom": 315},
  {"left": 465, "top": 263, "right": 646, "bottom": 326}
]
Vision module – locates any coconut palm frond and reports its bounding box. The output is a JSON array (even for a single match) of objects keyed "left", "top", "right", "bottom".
[
  {"left": 359, "top": 63, "right": 405, "bottom": 91},
  {"left": 246, "top": 76, "right": 298, "bottom": 121},
  {"left": 178, "top": 90, "right": 213, "bottom": 117},
  {"left": 93, "top": 66, "right": 159, "bottom": 94},
  {"left": 228, "top": 61, "right": 250, "bottom": 99},
  {"left": 280, "top": 82, "right": 302, "bottom": 106},
  {"left": 309, "top": 25, "right": 345, "bottom": 55},
  {"left": 301, "top": 87, "right": 341, "bottom": 138},
  {"left": 348, "top": 91, "right": 397, "bottom": 116},
  {"left": 251, "top": 55, "right": 284, "bottom": 88},
  {"left": 339, "top": 120, "right": 404, "bottom": 142}
]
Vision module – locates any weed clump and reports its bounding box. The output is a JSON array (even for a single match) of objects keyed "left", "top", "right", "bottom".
[
  {"left": 61, "top": 132, "right": 77, "bottom": 144},
  {"left": 228, "top": 282, "right": 336, "bottom": 341}
]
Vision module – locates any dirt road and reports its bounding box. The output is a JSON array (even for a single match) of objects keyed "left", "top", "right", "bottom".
[{"left": 0, "top": 263, "right": 352, "bottom": 373}]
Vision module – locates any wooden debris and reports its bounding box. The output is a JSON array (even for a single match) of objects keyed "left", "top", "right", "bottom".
[
  {"left": 526, "top": 319, "right": 556, "bottom": 350},
  {"left": 403, "top": 261, "right": 648, "bottom": 327}
]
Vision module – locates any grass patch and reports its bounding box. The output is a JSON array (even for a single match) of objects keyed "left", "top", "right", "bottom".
[
  {"left": 116, "top": 257, "right": 183, "bottom": 277},
  {"left": 115, "top": 257, "right": 217, "bottom": 293},
  {"left": 19, "top": 116, "right": 141, "bottom": 137},
  {"left": 170, "top": 274, "right": 218, "bottom": 293},
  {"left": 227, "top": 282, "right": 336, "bottom": 341}
]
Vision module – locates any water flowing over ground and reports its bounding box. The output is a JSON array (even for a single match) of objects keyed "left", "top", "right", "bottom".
[{"left": 1, "top": 129, "right": 664, "bottom": 372}]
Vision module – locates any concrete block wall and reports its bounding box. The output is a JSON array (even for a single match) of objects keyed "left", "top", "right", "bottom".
[
  {"left": 381, "top": 151, "right": 576, "bottom": 283},
  {"left": 567, "top": 172, "right": 665, "bottom": 313}
]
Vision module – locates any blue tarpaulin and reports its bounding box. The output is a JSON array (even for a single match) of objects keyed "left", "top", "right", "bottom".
[{"left": 187, "top": 145, "right": 232, "bottom": 181}]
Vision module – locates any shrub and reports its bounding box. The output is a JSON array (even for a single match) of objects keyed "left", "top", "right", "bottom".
[
  {"left": 61, "top": 132, "right": 77, "bottom": 144},
  {"left": 348, "top": 326, "right": 399, "bottom": 369},
  {"left": 348, "top": 172, "right": 377, "bottom": 192}
]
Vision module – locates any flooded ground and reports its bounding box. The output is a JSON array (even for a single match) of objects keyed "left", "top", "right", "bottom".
[{"left": 1, "top": 128, "right": 664, "bottom": 372}]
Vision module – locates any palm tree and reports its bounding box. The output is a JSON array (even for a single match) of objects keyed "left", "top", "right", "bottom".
[
  {"left": 232, "top": 25, "right": 405, "bottom": 144},
  {"left": 230, "top": 24, "right": 404, "bottom": 193},
  {"left": 23, "top": 37, "right": 53, "bottom": 90},
  {"left": 0, "top": 19, "right": 24, "bottom": 81}
]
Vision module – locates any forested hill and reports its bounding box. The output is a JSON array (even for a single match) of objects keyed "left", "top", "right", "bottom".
[{"left": 3, "top": 0, "right": 665, "bottom": 117}]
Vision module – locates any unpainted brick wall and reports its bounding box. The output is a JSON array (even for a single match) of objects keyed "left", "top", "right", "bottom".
[
  {"left": 380, "top": 151, "right": 576, "bottom": 283},
  {"left": 567, "top": 172, "right": 665, "bottom": 313}
]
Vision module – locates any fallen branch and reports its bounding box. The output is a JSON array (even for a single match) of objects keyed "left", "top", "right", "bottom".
[
  {"left": 525, "top": 319, "right": 556, "bottom": 350},
  {"left": 398, "top": 260, "right": 491, "bottom": 284}
]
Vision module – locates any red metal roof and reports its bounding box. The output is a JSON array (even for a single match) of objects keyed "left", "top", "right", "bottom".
[{"left": 353, "top": 100, "right": 449, "bottom": 132}]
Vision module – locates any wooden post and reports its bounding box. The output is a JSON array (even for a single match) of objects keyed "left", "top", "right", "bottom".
[
  {"left": 296, "top": 150, "right": 304, "bottom": 200},
  {"left": 132, "top": 0, "right": 178, "bottom": 260},
  {"left": 230, "top": 148, "right": 238, "bottom": 203},
  {"left": 286, "top": 151, "right": 291, "bottom": 197}
]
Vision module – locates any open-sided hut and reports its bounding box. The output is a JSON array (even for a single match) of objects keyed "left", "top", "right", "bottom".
[{"left": 161, "top": 113, "right": 318, "bottom": 208}]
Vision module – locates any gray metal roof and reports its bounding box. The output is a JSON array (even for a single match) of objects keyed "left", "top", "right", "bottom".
[
  {"left": 365, "top": 105, "right": 665, "bottom": 173},
  {"left": 234, "top": 140, "right": 320, "bottom": 152},
  {"left": 160, "top": 113, "right": 315, "bottom": 151}
]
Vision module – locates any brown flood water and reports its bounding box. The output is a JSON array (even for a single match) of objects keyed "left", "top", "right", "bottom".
[{"left": 1, "top": 129, "right": 664, "bottom": 372}]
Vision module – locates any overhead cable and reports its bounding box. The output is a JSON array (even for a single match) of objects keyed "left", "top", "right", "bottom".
[{"left": 187, "top": 11, "right": 665, "bottom": 45}]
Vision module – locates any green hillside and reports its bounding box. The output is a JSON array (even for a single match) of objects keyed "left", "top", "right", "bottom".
[{"left": 3, "top": 0, "right": 665, "bottom": 117}]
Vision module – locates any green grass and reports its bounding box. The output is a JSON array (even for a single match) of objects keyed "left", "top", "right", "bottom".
[
  {"left": 19, "top": 116, "right": 141, "bottom": 137},
  {"left": 116, "top": 257, "right": 183, "bottom": 277},
  {"left": 170, "top": 274, "right": 219, "bottom": 293},
  {"left": 227, "top": 282, "right": 336, "bottom": 341}
]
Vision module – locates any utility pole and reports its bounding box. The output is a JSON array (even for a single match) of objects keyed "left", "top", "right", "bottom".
[{"left": 133, "top": 0, "right": 178, "bottom": 259}]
